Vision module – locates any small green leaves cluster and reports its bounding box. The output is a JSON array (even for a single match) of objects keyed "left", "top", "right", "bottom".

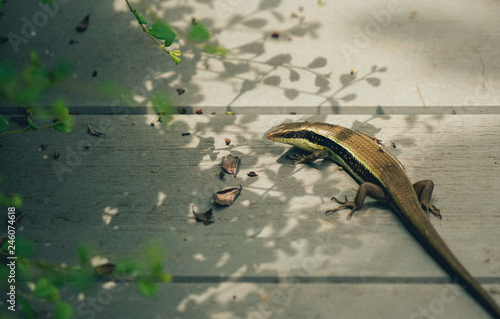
[
  {"left": 0, "top": 52, "right": 74, "bottom": 136},
  {"left": 0, "top": 238, "right": 171, "bottom": 319},
  {"left": 114, "top": 242, "right": 172, "bottom": 297},
  {"left": 126, "top": 0, "right": 182, "bottom": 64},
  {"left": 126, "top": 0, "right": 223, "bottom": 64},
  {"left": 0, "top": 52, "right": 70, "bottom": 106},
  {"left": 0, "top": 173, "right": 23, "bottom": 207}
]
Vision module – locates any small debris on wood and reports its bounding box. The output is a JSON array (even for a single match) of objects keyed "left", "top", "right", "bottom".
[
  {"left": 222, "top": 155, "right": 240, "bottom": 177},
  {"left": 151, "top": 167, "right": 161, "bottom": 173},
  {"left": 338, "top": 167, "right": 343, "bottom": 172},
  {"left": 177, "top": 88, "right": 186, "bottom": 95},
  {"left": 192, "top": 206, "right": 214, "bottom": 225},
  {"left": 392, "top": 142, "right": 396, "bottom": 149},
  {"left": 182, "top": 132, "right": 191, "bottom": 136},
  {"left": 151, "top": 122, "right": 155, "bottom": 127},
  {"left": 218, "top": 171, "right": 225, "bottom": 179},
  {"left": 271, "top": 31, "right": 280, "bottom": 38},
  {"left": 225, "top": 138, "right": 231, "bottom": 145},
  {"left": 92, "top": 70, "right": 97, "bottom": 77},
  {"left": 350, "top": 69, "right": 357, "bottom": 75},
  {"left": 289, "top": 112, "right": 297, "bottom": 115},
  {"left": 452, "top": 110, "right": 457, "bottom": 114},
  {"left": 53, "top": 152, "right": 60, "bottom": 159},
  {"left": 69, "top": 111, "right": 79, "bottom": 115},
  {"left": 214, "top": 185, "right": 242, "bottom": 206},
  {"left": 211, "top": 112, "right": 216, "bottom": 115},
  {"left": 247, "top": 171, "right": 258, "bottom": 177},
  {"left": 84, "top": 144, "right": 91, "bottom": 149},
  {"left": 156, "top": 117, "right": 162, "bottom": 123},
  {"left": 226, "top": 111, "right": 234, "bottom": 115},
  {"left": 88, "top": 125, "right": 106, "bottom": 137},
  {"left": 195, "top": 109, "right": 203, "bottom": 115},
  {"left": 76, "top": 14, "right": 90, "bottom": 33},
  {"left": 94, "top": 263, "right": 115, "bottom": 276},
  {"left": 132, "top": 122, "right": 135, "bottom": 125},
  {"left": 178, "top": 108, "right": 188, "bottom": 114},
  {"left": 14, "top": 211, "right": 25, "bottom": 223},
  {"left": 69, "top": 39, "right": 77, "bottom": 45},
  {"left": 39, "top": 144, "right": 48, "bottom": 150}
]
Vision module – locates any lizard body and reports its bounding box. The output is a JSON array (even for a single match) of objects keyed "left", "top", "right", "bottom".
[{"left": 267, "top": 121, "right": 500, "bottom": 318}]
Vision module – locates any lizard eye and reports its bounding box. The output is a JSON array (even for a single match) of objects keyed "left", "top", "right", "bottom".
[{"left": 282, "top": 132, "right": 293, "bottom": 138}]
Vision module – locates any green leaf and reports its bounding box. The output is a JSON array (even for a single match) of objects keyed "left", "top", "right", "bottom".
[
  {"left": 115, "top": 259, "right": 140, "bottom": 276},
  {"left": 53, "top": 121, "right": 72, "bottom": 134},
  {"left": 138, "top": 279, "right": 158, "bottom": 297},
  {"left": 29, "top": 52, "right": 40, "bottom": 67},
  {"left": 15, "top": 236, "right": 36, "bottom": 258},
  {"left": 203, "top": 44, "right": 228, "bottom": 56},
  {"left": 34, "top": 278, "right": 60, "bottom": 301},
  {"left": 51, "top": 99, "right": 70, "bottom": 121},
  {"left": 133, "top": 9, "right": 147, "bottom": 25},
  {"left": 77, "top": 245, "right": 88, "bottom": 266},
  {"left": 69, "top": 270, "right": 94, "bottom": 292},
  {"left": 0, "top": 114, "right": 8, "bottom": 132},
  {"left": 55, "top": 301, "right": 74, "bottom": 319},
  {"left": 27, "top": 117, "right": 38, "bottom": 131},
  {"left": 160, "top": 273, "right": 172, "bottom": 283},
  {"left": 189, "top": 23, "right": 210, "bottom": 42},
  {"left": 19, "top": 297, "right": 35, "bottom": 319},
  {"left": 151, "top": 94, "right": 173, "bottom": 122},
  {"left": 148, "top": 21, "right": 176, "bottom": 46},
  {"left": 9, "top": 194, "right": 23, "bottom": 208},
  {"left": 169, "top": 52, "right": 181, "bottom": 65}
]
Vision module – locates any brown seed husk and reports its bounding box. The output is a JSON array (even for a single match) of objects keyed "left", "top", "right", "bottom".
[
  {"left": 214, "top": 185, "right": 242, "bottom": 206},
  {"left": 222, "top": 155, "right": 240, "bottom": 177}
]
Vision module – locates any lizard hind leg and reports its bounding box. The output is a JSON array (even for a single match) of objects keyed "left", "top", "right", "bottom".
[
  {"left": 326, "top": 182, "right": 387, "bottom": 220},
  {"left": 413, "top": 180, "right": 441, "bottom": 218}
]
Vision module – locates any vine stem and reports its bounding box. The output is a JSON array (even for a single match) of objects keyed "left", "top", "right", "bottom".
[
  {"left": 0, "top": 124, "right": 54, "bottom": 136},
  {"left": 125, "top": 0, "right": 172, "bottom": 55}
]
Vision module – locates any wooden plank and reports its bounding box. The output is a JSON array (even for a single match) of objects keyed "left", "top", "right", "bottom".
[
  {"left": 1, "top": 114, "right": 499, "bottom": 318},
  {"left": 30, "top": 282, "right": 497, "bottom": 319}
]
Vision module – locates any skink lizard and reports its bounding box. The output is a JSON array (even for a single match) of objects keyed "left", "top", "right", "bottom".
[{"left": 267, "top": 121, "right": 500, "bottom": 318}]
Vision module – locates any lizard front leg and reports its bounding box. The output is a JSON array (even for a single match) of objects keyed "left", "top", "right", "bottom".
[
  {"left": 326, "top": 182, "right": 386, "bottom": 220},
  {"left": 289, "top": 148, "right": 328, "bottom": 164}
]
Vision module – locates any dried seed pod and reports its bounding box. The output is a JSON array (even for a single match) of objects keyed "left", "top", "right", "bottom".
[
  {"left": 88, "top": 125, "right": 106, "bottom": 137},
  {"left": 76, "top": 14, "right": 90, "bottom": 32},
  {"left": 94, "top": 263, "right": 115, "bottom": 276},
  {"left": 214, "top": 185, "right": 242, "bottom": 206},
  {"left": 221, "top": 155, "right": 240, "bottom": 177},
  {"left": 192, "top": 207, "right": 214, "bottom": 225},
  {"left": 247, "top": 171, "right": 258, "bottom": 177},
  {"left": 225, "top": 138, "right": 231, "bottom": 145}
]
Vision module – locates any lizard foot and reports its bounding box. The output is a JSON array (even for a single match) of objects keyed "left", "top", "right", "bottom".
[
  {"left": 288, "top": 154, "right": 308, "bottom": 164},
  {"left": 326, "top": 196, "right": 358, "bottom": 220},
  {"left": 421, "top": 200, "right": 442, "bottom": 219}
]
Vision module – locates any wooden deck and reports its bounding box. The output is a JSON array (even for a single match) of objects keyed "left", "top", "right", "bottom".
[{"left": 1, "top": 0, "right": 500, "bottom": 318}]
